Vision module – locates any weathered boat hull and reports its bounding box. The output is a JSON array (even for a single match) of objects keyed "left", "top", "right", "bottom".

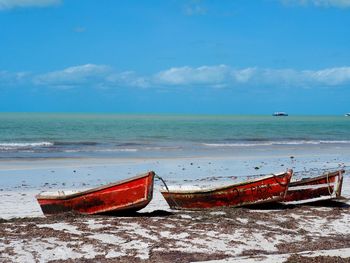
[
  {"left": 282, "top": 170, "right": 345, "bottom": 204},
  {"left": 161, "top": 170, "right": 293, "bottom": 210},
  {"left": 36, "top": 171, "right": 155, "bottom": 215}
]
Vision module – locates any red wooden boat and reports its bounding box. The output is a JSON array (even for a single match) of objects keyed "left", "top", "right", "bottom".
[
  {"left": 160, "top": 170, "right": 293, "bottom": 209},
  {"left": 36, "top": 171, "right": 155, "bottom": 216},
  {"left": 282, "top": 170, "right": 345, "bottom": 204}
]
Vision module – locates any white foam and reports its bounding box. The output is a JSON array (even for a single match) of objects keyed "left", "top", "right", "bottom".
[
  {"left": 203, "top": 143, "right": 272, "bottom": 147},
  {"left": 0, "top": 142, "right": 53, "bottom": 150},
  {"left": 320, "top": 140, "right": 350, "bottom": 144},
  {"left": 203, "top": 140, "right": 350, "bottom": 147},
  {"left": 96, "top": 148, "right": 138, "bottom": 152},
  {"left": 63, "top": 148, "right": 139, "bottom": 153}
]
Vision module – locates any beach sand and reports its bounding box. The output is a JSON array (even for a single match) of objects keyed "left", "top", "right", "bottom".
[{"left": 1, "top": 150, "right": 350, "bottom": 262}]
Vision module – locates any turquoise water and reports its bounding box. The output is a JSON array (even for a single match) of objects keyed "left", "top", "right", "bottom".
[{"left": 0, "top": 113, "right": 349, "bottom": 157}]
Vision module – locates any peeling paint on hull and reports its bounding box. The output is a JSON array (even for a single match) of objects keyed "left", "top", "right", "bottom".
[
  {"left": 36, "top": 171, "right": 155, "bottom": 216},
  {"left": 161, "top": 170, "right": 293, "bottom": 209}
]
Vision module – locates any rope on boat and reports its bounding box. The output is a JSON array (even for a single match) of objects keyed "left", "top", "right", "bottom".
[
  {"left": 326, "top": 172, "right": 333, "bottom": 196},
  {"left": 155, "top": 174, "right": 170, "bottom": 192},
  {"left": 154, "top": 173, "right": 181, "bottom": 209}
]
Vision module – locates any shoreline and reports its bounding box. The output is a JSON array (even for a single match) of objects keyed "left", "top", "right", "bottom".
[{"left": 2, "top": 140, "right": 350, "bottom": 160}]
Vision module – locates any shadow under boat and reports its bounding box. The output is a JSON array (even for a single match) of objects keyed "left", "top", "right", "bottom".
[
  {"left": 100, "top": 209, "right": 174, "bottom": 217},
  {"left": 242, "top": 202, "right": 294, "bottom": 210},
  {"left": 301, "top": 199, "right": 350, "bottom": 208}
]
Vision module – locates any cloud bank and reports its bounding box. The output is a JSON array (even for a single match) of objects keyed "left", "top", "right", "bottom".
[
  {"left": 2, "top": 64, "right": 350, "bottom": 89},
  {"left": 280, "top": 0, "right": 350, "bottom": 8},
  {"left": 0, "top": 70, "right": 30, "bottom": 86},
  {"left": 0, "top": 0, "right": 61, "bottom": 10},
  {"left": 34, "top": 64, "right": 111, "bottom": 88},
  {"left": 154, "top": 65, "right": 350, "bottom": 88},
  {"left": 34, "top": 64, "right": 149, "bottom": 89}
]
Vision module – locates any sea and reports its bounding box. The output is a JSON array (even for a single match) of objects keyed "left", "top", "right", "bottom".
[{"left": 0, "top": 113, "right": 350, "bottom": 158}]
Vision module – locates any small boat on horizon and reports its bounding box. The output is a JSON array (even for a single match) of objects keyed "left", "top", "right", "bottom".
[
  {"left": 160, "top": 170, "right": 293, "bottom": 210},
  {"left": 273, "top": 112, "right": 288, "bottom": 116},
  {"left": 36, "top": 171, "right": 155, "bottom": 216},
  {"left": 345, "top": 113, "right": 350, "bottom": 117},
  {"left": 282, "top": 170, "right": 345, "bottom": 205}
]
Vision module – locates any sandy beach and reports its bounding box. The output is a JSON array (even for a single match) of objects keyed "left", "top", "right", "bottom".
[
  {"left": 1, "top": 146, "right": 350, "bottom": 262},
  {"left": 3, "top": 0, "right": 350, "bottom": 261}
]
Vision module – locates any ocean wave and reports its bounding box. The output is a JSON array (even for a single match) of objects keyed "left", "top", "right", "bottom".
[
  {"left": 0, "top": 142, "right": 53, "bottom": 150},
  {"left": 53, "top": 141, "right": 98, "bottom": 146},
  {"left": 203, "top": 143, "right": 273, "bottom": 147},
  {"left": 203, "top": 140, "right": 350, "bottom": 147},
  {"left": 63, "top": 148, "right": 139, "bottom": 153},
  {"left": 94, "top": 148, "right": 139, "bottom": 152},
  {"left": 319, "top": 140, "right": 350, "bottom": 144},
  {"left": 116, "top": 142, "right": 147, "bottom": 147}
]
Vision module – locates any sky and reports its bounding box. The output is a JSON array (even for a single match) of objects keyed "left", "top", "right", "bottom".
[{"left": 0, "top": 0, "right": 350, "bottom": 114}]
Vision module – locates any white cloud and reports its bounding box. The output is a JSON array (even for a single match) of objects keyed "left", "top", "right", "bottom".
[
  {"left": 34, "top": 64, "right": 111, "bottom": 87},
  {"left": 34, "top": 64, "right": 149, "bottom": 89},
  {"left": 183, "top": 5, "right": 207, "bottom": 16},
  {"left": 232, "top": 68, "right": 257, "bottom": 83},
  {"left": 183, "top": 0, "right": 207, "bottom": 16},
  {"left": 2, "top": 64, "right": 350, "bottom": 90},
  {"left": 305, "top": 67, "right": 350, "bottom": 85},
  {"left": 0, "top": 70, "right": 30, "bottom": 86},
  {"left": 154, "top": 65, "right": 350, "bottom": 88},
  {"left": 0, "top": 0, "right": 61, "bottom": 10},
  {"left": 155, "top": 65, "right": 230, "bottom": 86},
  {"left": 107, "top": 71, "right": 149, "bottom": 88},
  {"left": 280, "top": 0, "right": 350, "bottom": 8}
]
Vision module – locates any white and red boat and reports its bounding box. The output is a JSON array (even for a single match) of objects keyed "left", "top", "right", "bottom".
[
  {"left": 282, "top": 170, "right": 345, "bottom": 204},
  {"left": 36, "top": 171, "right": 155, "bottom": 216},
  {"left": 161, "top": 170, "right": 293, "bottom": 210}
]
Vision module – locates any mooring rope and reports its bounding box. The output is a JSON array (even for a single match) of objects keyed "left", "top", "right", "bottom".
[
  {"left": 326, "top": 172, "right": 333, "bottom": 196},
  {"left": 154, "top": 173, "right": 181, "bottom": 209},
  {"left": 155, "top": 174, "right": 171, "bottom": 192}
]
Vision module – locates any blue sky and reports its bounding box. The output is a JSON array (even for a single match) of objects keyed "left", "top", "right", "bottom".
[{"left": 0, "top": 0, "right": 350, "bottom": 114}]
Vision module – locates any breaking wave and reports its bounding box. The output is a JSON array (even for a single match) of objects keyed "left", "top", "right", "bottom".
[
  {"left": 203, "top": 140, "right": 350, "bottom": 147},
  {"left": 0, "top": 142, "right": 54, "bottom": 151}
]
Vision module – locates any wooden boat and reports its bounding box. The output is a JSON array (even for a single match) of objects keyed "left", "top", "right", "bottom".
[
  {"left": 36, "top": 171, "right": 155, "bottom": 215},
  {"left": 282, "top": 170, "right": 345, "bottom": 204},
  {"left": 160, "top": 170, "right": 293, "bottom": 209}
]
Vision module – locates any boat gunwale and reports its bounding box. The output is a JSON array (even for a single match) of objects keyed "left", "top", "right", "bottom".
[
  {"left": 36, "top": 171, "right": 155, "bottom": 200},
  {"left": 167, "top": 195, "right": 284, "bottom": 210},
  {"left": 160, "top": 170, "right": 292, "bottom": 195},
  {"left": 289, "top": 170, "right": 345, "bottom": 187}
]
